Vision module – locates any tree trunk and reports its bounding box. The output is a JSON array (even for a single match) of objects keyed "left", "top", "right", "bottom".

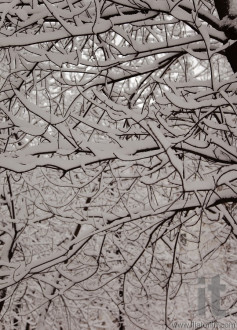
[
  {"left": 214, "top": 0, "right": 237, "bottom": 72},
  {"left": 214, "top": 0, "right": 229, "bottom": 19}
]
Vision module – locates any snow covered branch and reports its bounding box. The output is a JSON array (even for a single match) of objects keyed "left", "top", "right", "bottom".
[{"left": 0, "top": 0, "right": 237, "bottom": 328}]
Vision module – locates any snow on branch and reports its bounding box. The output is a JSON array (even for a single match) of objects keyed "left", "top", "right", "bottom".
[{"left": 0, "top": 0, "right": 237, "bottom": 328}]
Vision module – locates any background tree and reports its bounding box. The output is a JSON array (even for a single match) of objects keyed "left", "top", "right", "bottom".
[{"left": 0, "top": 0, "right": 237, "bottom": 329}]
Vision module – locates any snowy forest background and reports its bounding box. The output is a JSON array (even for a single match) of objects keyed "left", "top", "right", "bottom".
[{"left": 1, "top": 0, "right": 237, "bottom": 329}]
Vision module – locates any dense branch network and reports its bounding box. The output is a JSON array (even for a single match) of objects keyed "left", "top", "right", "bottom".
[{"left": 0, "top": 0, "right": 237, "bottom": 329}]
